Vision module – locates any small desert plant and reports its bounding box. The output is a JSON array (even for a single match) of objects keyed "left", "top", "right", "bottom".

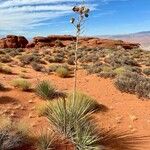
[
  {"left": 0, "top": 82, "right": 5, "bottom": 91},
  {"left": 143, "top": 68, "right": 150, "bottom": 76},
  {"left": 36, "top": 130, "right": 59, "bottom": 150},
  {"left": 56, "top": 66, "right": 69, "bottom": 78},
  {"left": 0, "top": 119, "right": 30, "bottom": 150},
  {"left": 0, "top": 54, "right": 12, "bottom": 63},
  {"left": 31, "top": 62, "right": 46, "bottom": 72},
  {"left": 36, "top": 102, "right": 49, "bottom": 117},
  {"left": 0, "top": 116, "right": 11, "bottom": 129},
  {"left": 0, "top": 64, "right": 12, "bottom": 74},
  {"left": 98, "top": 66, "right": 116, "bottom": 78},
  {"left": 114, "top": 67, "right": 126, "bottom": 76},
  {"left": 35, "top": 80, "right": 56, "bottom": 100},
  {"left": 115, "top": 71, "right": 150, "bottom": 98},
  {"left": 12, "top": 78, "right": 31, "bottom": 91}
]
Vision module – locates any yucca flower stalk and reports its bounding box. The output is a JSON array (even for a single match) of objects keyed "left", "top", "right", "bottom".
[{"left": 70, "top": 1, "right": 90, "bottom": 102}]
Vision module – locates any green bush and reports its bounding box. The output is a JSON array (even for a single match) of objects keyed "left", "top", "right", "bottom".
[
  {"left": 114, "top": 67, "right": 126, "bottom": 76},
  {"left": 35, "top": 80, "right": 56, "bottom": 100},
  {"left": 143, "top": 68, "right": 150, "bottom": 76},
  {"left": 115, "top": 71, "right": 150, "bottom": 98},
  {"left": 12, "top": 78, "right": 31, "bottom": 91},
  {"left": 56, "top": 66, "right": 69, "bottom": 78},
  {"left": 0, "top": 64, "right": 12, "bottom": 74}
]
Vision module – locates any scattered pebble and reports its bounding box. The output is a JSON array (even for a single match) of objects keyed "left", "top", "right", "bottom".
[{"left": 130, "top": 115, "right": 138, "bottom": 121}]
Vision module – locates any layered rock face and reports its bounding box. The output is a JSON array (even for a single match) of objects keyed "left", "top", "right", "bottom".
[
  {"left": 0, "top": 35, "right": 140, "bottom": 50},
  {"left": 32, "top": 35, "right": 140, "bottom": 49},
  {"left": 0, "top": 35, "right": 28, "bottom": 48}
]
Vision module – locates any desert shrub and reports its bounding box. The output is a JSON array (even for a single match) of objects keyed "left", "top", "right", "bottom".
[
  {"left": 46, "top": 92, "right": 100, "bottom": 149},
  {"left": 56, "top": 66, "right": 70, "bottom": 78},
  {"left": 114, "top": 67, "right": 126, "bottom": 76},
  {"left": 86, "top": 63, "right": 103, "bottom": 74},
  {"left": 98, "top": 66, "right": 116, "bottom": 78},
  {"left": 135, "top": 79, "right": 150, "bottom": 98},
  {"left": 115, "top": 71, "right": 150, "bottom": 98},
  {"left": 8, "top": 49, "right": 22, "bottom": 57},
  {"left": 143, "top": 68, "right": 150, "bottom": 76},
  {"left": 0, "top": 64, "right": 12, "bottom": 74},
  {"left": 0, "top": 54, "right": 12, "bottom": 63},
  {"left": 0, "top": 82, "right": 5, "bottom": 91},
  {"left": 0, "top": 116, "right": 11, "bottom": 129},
  {"left": 127, "top": 66, "right": 142, "bottom": 74},
  {"left": 31, "top": 62, "right": 46, "bottom": 72},
  {"left": 144, "top": 59, "right": 150, "bottom": 66},
  {"left": 104, "top": 53, "right": 139, "bottom": 68},
  {"left": 47, "top": 65, "right": 59, "bottom": 74},
  {"left": 55, "top": 39, "right": 64, "bottom": 47},
  {"left": 36, "top": 130, "right": 59, "bottom": 150},
  {"left": 0, "top": 49, "right": 5, "bottom": 54},
  {"left": 67, "top": 57, "right": 75, "bottom": 65},
  {"left": 12, "top": 78, "right": 31, "bottom": 91},
  {"left": 35, "top": 80, "right": 56, "bottom": 100},
  {"left": 53, "top": 55, "right": 64, "bottom": 63},
  {"left": 20, "top": 54, "right": 42, "bottom": 65},
  {"left": 0, "top": 116, "right": 30, "bottom": 150},
  {"left": 99, "top": 71, "right": 116, "bottom": 79},
  {"left": 36, "top": 102, "right": 49, "bottom": 117}
]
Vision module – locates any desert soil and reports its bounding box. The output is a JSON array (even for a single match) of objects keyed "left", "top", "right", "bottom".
[{"left": 0, "top": 66, "right": 150, "bottom": 150}]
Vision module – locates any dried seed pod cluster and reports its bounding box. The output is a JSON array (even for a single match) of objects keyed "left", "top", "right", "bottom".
[{"left": 72, "top": 6, "right": 90, "bottom": 17}]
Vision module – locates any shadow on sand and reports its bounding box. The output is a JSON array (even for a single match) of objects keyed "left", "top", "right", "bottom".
[{"left": 99, "top": 129, "right": 150, "bottom": 150}]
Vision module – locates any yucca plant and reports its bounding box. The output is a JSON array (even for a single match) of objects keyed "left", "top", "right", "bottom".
[
  {"left": 35, "top": 80, "right": 56, "bottom": 100},
  {"left": 46, "top": 93, "right": 101, "bottom": 149},
  {"left": 70, "top": 1, "right": 90, "bottom": 101},
  {"left": 71, "top": 122, "right": 101, "bottom": 150}
]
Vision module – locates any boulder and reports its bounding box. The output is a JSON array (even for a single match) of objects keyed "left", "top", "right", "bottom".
[
  {"left": 0, "top": 35, "right": 28, "bottom": 48},
  {"left": 18, "top": 36, "right": 28, "bottom": 48},
  {"left": 26, "top": 42, "right": 35, "bottom": 48}
]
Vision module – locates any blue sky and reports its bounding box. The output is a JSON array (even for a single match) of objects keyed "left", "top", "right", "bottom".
[{"left": 0, "top": 0, "right": 150, "bottom": 37}]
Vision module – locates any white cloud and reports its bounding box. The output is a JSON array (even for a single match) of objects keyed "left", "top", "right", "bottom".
[{"left": 0, "top": 0, "right": 97, "bottom": 34}]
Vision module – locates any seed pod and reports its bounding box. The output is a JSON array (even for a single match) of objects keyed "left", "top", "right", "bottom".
[
  {"left": 85, "top": 13, "right": 89, "bottom": 18},
  {"left": 72, "top": 6, "right": 79, "bottom": 12},
  {"left": 79, "top": 6, "right": 85, "bottom": 14},
  {"left": 70, "top": 18, "right": 75, "bottom": 24},
  {"left": 83, "top": 8, "right": 90, "bottom": 14}
]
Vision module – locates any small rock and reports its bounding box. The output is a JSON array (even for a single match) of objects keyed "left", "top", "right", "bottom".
[
  {"left": 28, "top": 113, "right": 35, "bottom": 118},
  {"left": 131, "top": 128, "right": 137, "bottom": 133},
  {"left": 31, "top": 106, "right": 35, "bottom": 111},
  {"left": 28, "top": 100, "right": 33, "bottom": 103},
  {"left": 129, "top": 125, "right": 133, "bottom": 129},
  {"left": 115, "top": 116, "right": 123, "bottom": 124},
  {"left": 10, "top": 112, "right": 16, "bottom": 117},
  {"left": 130, "top": 115, "right": 138, "bottom": 121},
  {"left": 20, "top": 106, "right": 26, "bottom": 110}
]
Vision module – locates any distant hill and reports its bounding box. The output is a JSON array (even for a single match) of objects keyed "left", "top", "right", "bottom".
[{"left": 100, "top": 31, "right": 150, "bottom": 50}]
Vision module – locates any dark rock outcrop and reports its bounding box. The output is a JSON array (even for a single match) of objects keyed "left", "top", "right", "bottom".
[{"left": 0, "top": 35, "right": 28, "bottom": 48}]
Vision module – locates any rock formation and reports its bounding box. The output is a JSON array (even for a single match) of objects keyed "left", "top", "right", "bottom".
[{"left": 0, "top": 35, "right": 28, "bottom": 48}]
